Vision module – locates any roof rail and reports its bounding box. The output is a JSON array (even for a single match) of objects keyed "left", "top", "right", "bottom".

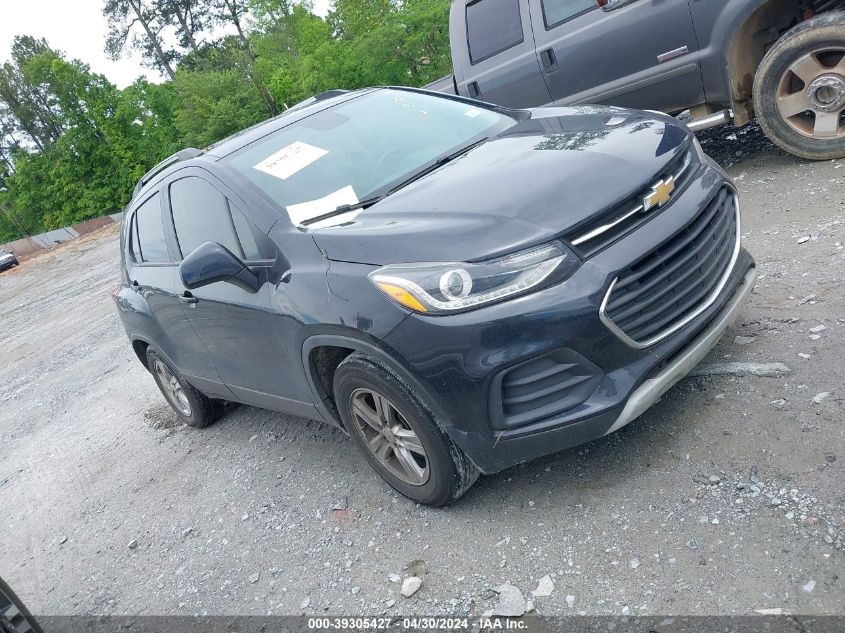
[
  {"left": 314, "top": 89, "right": 349, "bottom": 101},
  {"left": 285, "top": 89, "right": 350, "bottom": 114},
  {"left": 133, "top": 148, "right": 203, "bottom": 198}
]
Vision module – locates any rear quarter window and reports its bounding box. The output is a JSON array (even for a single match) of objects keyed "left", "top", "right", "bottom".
[
  {"left": 131, "top": 193, "right": 170, "bottom": 263},
  {"left": 466, "top": 0, "right": 524, "bottom": 64}
]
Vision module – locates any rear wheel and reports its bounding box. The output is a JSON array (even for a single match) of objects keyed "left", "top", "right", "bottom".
[
  {"left": 147, "top": 348, "right": 223, "bottom": 428},
  {"left": 333, "top": 353, "right": 479, "bottom": 506},
  {"left": 753, "top": 12, "right": 845, "bottom": 160}
]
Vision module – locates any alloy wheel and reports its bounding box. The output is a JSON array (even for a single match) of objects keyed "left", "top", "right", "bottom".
[
  {"left": 776, "top": 46, "right": 845, "bottom": 139},
  {"left": 349, "top": 388, "right": 430, "bottom": 486},
  {"left": 154, "top": 360, "right": 192, "bottom": 417}
]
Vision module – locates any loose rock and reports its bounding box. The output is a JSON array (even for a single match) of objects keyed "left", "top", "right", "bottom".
[
  {"left": 734, "top": 335, "right": 756, "bottom": 345},
  {"left": 401, "top": 576, "right": 422, "bottom": 598},
  {"left": 491, "top": 584, "right": 526, "bottom": 617},
  {"left": 531, "top": 574, "right": 554, "bottom": 597},
  {"left": 812, "top": 392, "right": 831, "bottom": 405},
  {"left": 690, "top": 362, "right": 791, "bottom": 378}
]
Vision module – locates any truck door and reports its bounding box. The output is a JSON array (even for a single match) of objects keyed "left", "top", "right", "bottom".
[
  {"left": 527, "top": 0, "right": 705, "bottom": 113},
  {"left": 451, "top": 0, "right": 552, "bottom": 108}
]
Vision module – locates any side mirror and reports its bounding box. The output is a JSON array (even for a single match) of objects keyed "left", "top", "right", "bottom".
[{"left": 179, "top": 241, "right": 260, "bottom": 293}]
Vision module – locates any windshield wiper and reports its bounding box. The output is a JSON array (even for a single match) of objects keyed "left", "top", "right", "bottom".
[
  {"left": 386, "top": 137, "right": 489, "bottom": 196},
  {"left": 300, "top": 195, "right": 385, "bottom": 227},
  {"left": 299, "top": 138, "right": 488, "bottom": 227}
]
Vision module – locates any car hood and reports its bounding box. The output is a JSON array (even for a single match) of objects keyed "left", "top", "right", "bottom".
[{"left": 313, "top": 105, "right": 692, "bottom": 265}]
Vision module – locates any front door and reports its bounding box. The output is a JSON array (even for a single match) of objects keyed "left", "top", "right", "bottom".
[
  {"left": 528, "top": 0, "right": 705, "bottom": 113},
  {"left": 125, "top": 191, "right": 227, "bottom": 397},
  {"left": 452, "top": 0, "right": 552, "bottom": 108},
  {"left": 163, "top": 170, "right": 315, "bottom": 418}
]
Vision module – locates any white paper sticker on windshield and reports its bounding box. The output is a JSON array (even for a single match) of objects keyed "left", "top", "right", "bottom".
[
  {"left": 253, "top": 141, "right": 328, "bottom": 180},
  {"left": 286, "top": 186, "right": 360, "bottom": 228},
  {"left": 464, "top": 108, "right": 483, "bottom": 118}
]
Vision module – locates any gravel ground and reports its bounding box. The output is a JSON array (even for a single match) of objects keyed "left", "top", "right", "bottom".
[{"left": 0, "top": 124, "right": 843, "bottom": 618}]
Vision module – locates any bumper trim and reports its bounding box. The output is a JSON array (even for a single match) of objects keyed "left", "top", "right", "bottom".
[{"left": 603, "top": 264, "right": 756, "bottom": 436}]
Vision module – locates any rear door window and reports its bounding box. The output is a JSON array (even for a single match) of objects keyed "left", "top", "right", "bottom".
[
  {"left": 132, "top": 193, "right": 170, "bottom": 263},
  {"left": 169, "top": 176, "right": 261, "bottom": 261},
  {"left": 466, "top": 0, "right": 524, "bottom": 64},
  {"left": 541, "top": 0, "right": 596, "bottom": 28}
]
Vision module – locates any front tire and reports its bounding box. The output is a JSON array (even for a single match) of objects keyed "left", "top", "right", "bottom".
[
  {"left": 147, "top": 348, "right": 223, "bottom": 428},
  {"left": 333, "top": 353, "right": 479, "bottom": 506},
  {"left": 753, "top": 12, "right": 845, "bottom": 160}
]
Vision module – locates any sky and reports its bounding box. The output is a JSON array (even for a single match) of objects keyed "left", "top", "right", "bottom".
[{"left": 1, "top": 0, "right": 332, "bottom": 89}]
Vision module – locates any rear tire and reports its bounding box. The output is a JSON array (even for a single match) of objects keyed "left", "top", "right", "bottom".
[
  {"left": 333, "top": 353, "right": 479, "bottom": 506},
  {"left": 753, "top": 12, "right": 845, "bottom": 160},
  {"left": 147, "top": 348, "right": 223, "bottom": 428}
]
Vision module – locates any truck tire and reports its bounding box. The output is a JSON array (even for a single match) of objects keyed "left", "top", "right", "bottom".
[
  {"left": 753, "top": 11, "right": 845, "bottom": 160},
  {"left": 333, "top": 352, "right": 479, "bottom": 506}
]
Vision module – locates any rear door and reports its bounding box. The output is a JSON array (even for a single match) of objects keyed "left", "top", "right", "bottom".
[
  {"left": 528, "top": 0, "right": 705, "bottom": 113},
  {"left": 125, "top": 191, "right": 227, "bottom": 396},
  {"left": 165, "top": 170, "right": 316, "bottom": 418},
  {"left": 452, "top": 0, "right": 552, "bottom": 108}
]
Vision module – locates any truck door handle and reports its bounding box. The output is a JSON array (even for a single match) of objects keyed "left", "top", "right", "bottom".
[
  {"left": 179, "top": 291, "right": 198, "bottom": 305},
  {"left": 540, "top": 48, "right": 558, "bottom": 71},
  {"left": 467, "top": 81, "right": 481, "bottom": 99}
]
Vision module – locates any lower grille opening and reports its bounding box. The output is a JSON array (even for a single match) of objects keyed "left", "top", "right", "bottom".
[{"left": 491, "top": 349, "right": 603, "bottom": 430}]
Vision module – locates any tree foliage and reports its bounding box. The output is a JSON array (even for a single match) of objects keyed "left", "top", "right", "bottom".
[{"left": 0, "top": 0, "right": 452, "bottom": 242}]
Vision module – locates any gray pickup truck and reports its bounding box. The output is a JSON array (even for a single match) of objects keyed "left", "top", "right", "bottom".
[{"left": 429, "top": 0, "right": 845, "bottom": 160}]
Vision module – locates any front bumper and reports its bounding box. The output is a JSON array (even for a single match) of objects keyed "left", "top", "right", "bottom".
[{"left": 382, "top": 162, "right": 756, "bottom": 474}]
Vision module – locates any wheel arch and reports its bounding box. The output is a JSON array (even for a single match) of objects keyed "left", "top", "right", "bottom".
[
  {"left": 131, "top": 337, "right": 151, "bottom": 371},
  {"left": 301, "top": 335, "right": 454, "bottom": 436},
  {"left": 725, "top": 0, "right": 802, "bottom": 124}
]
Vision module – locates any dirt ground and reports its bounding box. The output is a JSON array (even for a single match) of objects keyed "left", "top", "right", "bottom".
[{"left": 1, "top": 125, "right": 843, "bottom": 618}]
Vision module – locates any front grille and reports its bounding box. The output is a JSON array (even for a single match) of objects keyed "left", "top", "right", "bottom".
[
  {"left": 567, "top": 148, "right": 697, "bottom": 258},
  {"left": 492, "top": 349, "right": 603, "bottom": 430},
  {"left": 601, "top": 186, "right": 738, "bottom": 347}
]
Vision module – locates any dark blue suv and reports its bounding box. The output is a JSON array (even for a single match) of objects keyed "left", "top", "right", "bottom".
[{"left": 115, "top": 87, "right": 755, "bottom": 505}]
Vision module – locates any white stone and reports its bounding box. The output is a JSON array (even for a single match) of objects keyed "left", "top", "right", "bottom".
[{"left": 401, "top": 576, "right": 422, "bottom": 598}]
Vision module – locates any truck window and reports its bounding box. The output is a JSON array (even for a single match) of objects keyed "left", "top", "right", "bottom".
[
  {"left": 466, "top": 0, "right": 524, "bottom": 64},
  {"left": 541, "top": 0, "right": 595, "bottom": 28}
]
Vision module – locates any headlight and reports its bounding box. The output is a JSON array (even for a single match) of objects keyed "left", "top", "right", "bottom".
[{"left": 369, "top": 242, "right": 580, "bottom": 314}]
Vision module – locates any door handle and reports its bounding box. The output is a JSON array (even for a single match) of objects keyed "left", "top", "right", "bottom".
[
  {"left": 179, "top": 291, "right": 199, "bottom": 305},
  {"left": 541, "top": 48, "right": 558, "bottom": 71},
  {"left": 467, "top": 81, "right": 481, "bottom": 99}
]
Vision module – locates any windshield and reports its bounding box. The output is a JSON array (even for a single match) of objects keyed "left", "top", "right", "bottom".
[{"left": 225, "top": 89, "right": 517, "bottom": 225}]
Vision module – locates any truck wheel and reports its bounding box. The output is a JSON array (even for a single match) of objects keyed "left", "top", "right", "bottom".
[
  {"left": 147, "top": 348, "right": 223, "bottom": 428},
  {"left": 753, "top": 12, "right": 845, "bottom": 160},
  {"left": 333, "top": 353, "right": 479, "bottom": 506}
]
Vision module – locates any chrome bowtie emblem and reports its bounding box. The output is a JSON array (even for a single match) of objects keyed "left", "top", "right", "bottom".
[{"left": 643, "top": 176, "right": 676, "bottom": 211}]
